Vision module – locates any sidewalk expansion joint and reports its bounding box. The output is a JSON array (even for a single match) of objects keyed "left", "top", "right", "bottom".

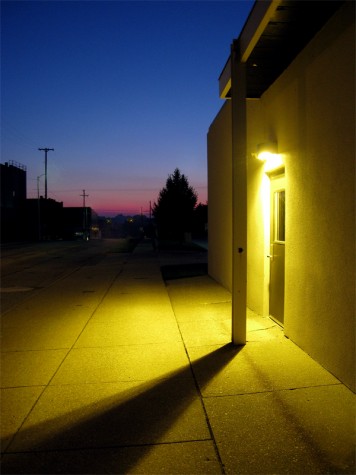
[
  {"left": 201, "top": 382, "right": 344, "bottom": 399},
  {"left": 167, "top": 300, "right": 227, "bottom": 474}
]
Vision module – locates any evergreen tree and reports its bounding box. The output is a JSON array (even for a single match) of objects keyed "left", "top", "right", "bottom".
[
  {"left": 192, "top": 203, "right": 208, "bottom": 238},
  {"left": 153, "top": 168, "right": 198, "bottom": 241}
]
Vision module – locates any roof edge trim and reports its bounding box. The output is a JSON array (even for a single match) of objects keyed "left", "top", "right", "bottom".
[
  {"left": 240, "top": 0, "right": 282, "bottom": 62},
  {"left": 219, "top": 57, "right": 232, "bottom": 99}
]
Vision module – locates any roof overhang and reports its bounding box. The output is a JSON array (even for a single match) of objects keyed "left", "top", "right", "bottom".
[{"left": 219, "top": 0, "right": 345, "bottom": 99}]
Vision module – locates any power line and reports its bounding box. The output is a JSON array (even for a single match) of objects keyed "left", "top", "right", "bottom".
[{"left": 2, "top": 120, "right": 39, "bottom": 150}]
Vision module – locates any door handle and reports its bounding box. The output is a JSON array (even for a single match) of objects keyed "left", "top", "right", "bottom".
[{"left": 268, "top": 244, "right": 274, "bottom": 261}]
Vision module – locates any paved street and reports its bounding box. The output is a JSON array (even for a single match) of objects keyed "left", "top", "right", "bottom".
[{"left": 1, "top": 240, "right": 128, "bottom": 314}]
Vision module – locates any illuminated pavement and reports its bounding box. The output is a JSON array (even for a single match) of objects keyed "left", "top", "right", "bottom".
[{"left": 1, "top": 240, "right": 354, "bottom": 474}]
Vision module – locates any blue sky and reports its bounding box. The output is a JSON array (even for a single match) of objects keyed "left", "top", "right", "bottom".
[{"left": 1, "top": 0, "right": 254, "bottom": 216}]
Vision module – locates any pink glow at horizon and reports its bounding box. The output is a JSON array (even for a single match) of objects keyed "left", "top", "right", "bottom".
[{"left": 49, "top": 183, "right": 207, "bottom": 217}]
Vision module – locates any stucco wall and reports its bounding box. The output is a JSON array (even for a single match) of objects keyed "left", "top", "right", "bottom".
[
  {"left": 255, "top": 3, "right": 355, "bottom": 391},
  {"left": 207, "top": 101, "right": 232, "bottom": 291}
]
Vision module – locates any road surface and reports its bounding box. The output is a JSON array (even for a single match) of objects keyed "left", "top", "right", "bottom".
[{"left": 0, "top": 239, "right": 132, "bottom": 316}]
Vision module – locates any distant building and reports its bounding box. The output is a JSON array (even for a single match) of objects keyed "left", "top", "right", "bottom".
[
  {"left": 62, "top": 207, "right": 99, "bottom": 240},
  {"left": 25, "top": 198, "right": 64, "bottom": 241},
  {"left": 0, "top": 159, "right": 99, "bottom": 241},
  {"left": 24, "top": 201, "right": 99, "bottom": 241},
  {"left": 208, "top": 1, "right": 355, "bottom": 391},
  {"left": 0, "top": 161, "right": 26, "bottom": 207},
  {"left": 98, "top": 214, "right": 150, "bottom": 239},
  {"left": 0, "top": 161, "right": 27, "bottom": 241}
]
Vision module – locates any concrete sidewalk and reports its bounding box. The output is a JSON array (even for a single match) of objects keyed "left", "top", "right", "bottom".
[{"left": 1, "top": 240, "right": 355, "bottom": 474}]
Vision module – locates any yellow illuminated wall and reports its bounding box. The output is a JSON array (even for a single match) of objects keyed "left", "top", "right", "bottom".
[
  {"left": 207, "top": 101, "right": 232, "bottom": 292},
  {"left": 259, "top": 3, "right": 354, "bottom": 391},
  {"left": 284, "top": 4, "right": 354, "bottom": 392},
  {"left": 208, "top": 2, "right": 355, "bottom": 391}
]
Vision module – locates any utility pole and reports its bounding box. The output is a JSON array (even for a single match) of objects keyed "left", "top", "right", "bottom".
[
  {"left": 80, "top": 189, "right": 89, "bottom": 240},
  {"left": 38, "top": 148, "right": 54, "bottom": 199},
  {"left": 37, "top": 174, "right": 45, "bottom": 240},
  {"left": 80, "top": 189, "right": 89, "bottom": 208}
]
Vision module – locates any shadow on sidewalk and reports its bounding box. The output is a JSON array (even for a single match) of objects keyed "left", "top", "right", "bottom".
[
  {"left": 1, "top": 343, "right": 242, "bottom": 474},
  {"left": 161, "top": 263, "right": 208, "bottom": 280}
]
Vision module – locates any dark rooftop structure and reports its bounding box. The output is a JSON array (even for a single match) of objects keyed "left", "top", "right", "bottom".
[{"left": 220, "top": 0, "right": 345, "bottom": 98}]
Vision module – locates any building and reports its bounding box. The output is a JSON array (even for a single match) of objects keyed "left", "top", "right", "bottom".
[
  {"left": 0, "top": 161, "right": 27, "bottom": 241},
  {"left": 24, "top": 202, "right": 99, "bottom": 241},
  {"left": 62, "top": 207, "right": 99, "bottom": 240},
  {"left": 207, "top": 0, "right": 355, "bottom": 392},
  {"left": 25, "top": 198, "right": 64, "bottom": 241}
]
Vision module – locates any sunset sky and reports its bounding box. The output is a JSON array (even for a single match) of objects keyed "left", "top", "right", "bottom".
[{"left": 1, "top": 0, "right": 254, "bottom": 216}]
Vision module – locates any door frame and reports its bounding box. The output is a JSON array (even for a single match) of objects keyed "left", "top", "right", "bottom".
[{"left": 269, "top": 173, "right": 285, "bottom": 325}]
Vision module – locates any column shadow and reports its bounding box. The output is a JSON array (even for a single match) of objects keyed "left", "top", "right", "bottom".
[{"left": 1, "top": 343, "right": 242, "bottom": 474}]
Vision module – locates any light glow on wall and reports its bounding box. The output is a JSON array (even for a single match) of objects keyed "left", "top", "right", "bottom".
[
  {"left": 255, "top": 143, "right": 284, "bottom": 173},
  {"left": 263, "top": 153, "right": 283, "bottom": 173}
]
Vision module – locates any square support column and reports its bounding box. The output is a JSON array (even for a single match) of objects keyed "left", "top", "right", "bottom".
[{"left": 231, "top": 40, "right": 247, "bottom": 345}]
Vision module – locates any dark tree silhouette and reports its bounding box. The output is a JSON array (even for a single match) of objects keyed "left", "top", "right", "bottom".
[
  {"left": 153, "top": 168, "right": 198, "bottom": 241},
  {"left": 192, "top": 203, "right": 208, "bottom": 238}
]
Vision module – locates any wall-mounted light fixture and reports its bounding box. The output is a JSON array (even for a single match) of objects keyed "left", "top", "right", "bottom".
[
  {"left": 257, "top": 142, "right": 278, "bottom": 161},
  {"left": 256, "top": 142, "right": 283, "bottom": 172}
]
